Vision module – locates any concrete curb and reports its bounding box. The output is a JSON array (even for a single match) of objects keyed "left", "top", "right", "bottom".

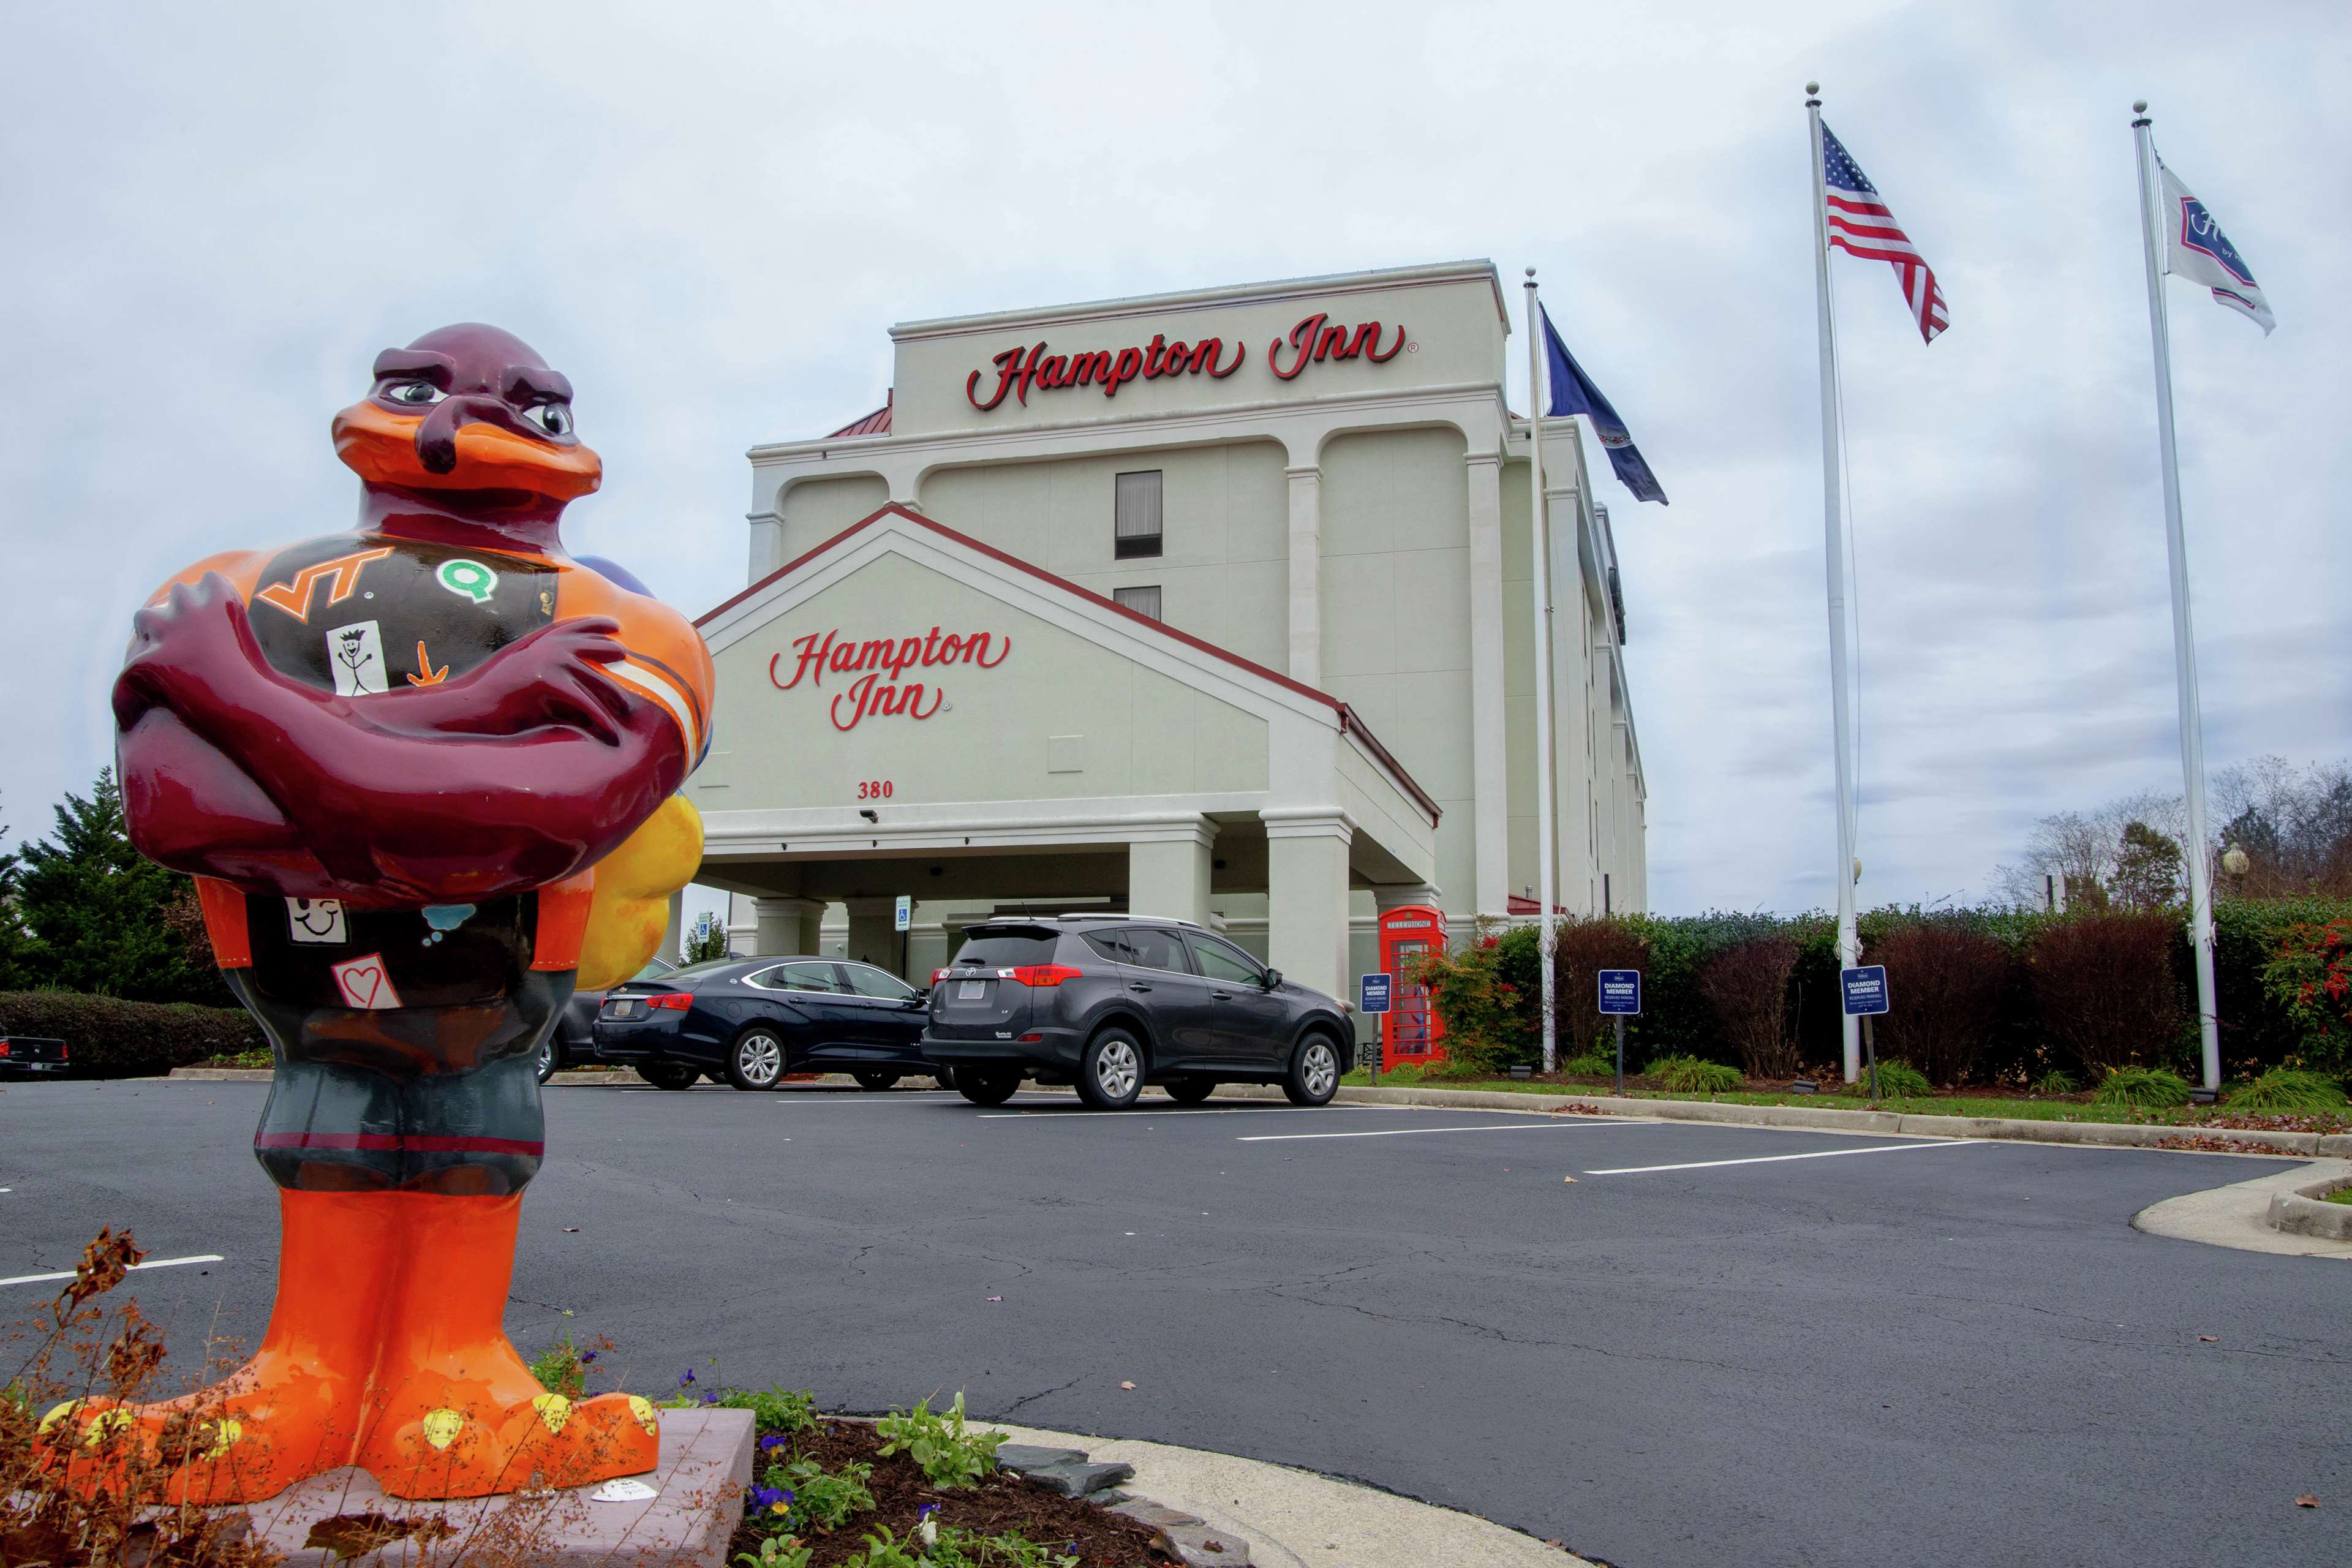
[
  {"left": 1208, "top": 1080, "right": 2352, "bottom": 1156},
  {"left": 990, "top": 1420, "right": 1587, "bottom": 1567},
  {"left": 2266, "top": 1170, "right": 2352, "bottom": 1240},
  {"left": 2134, "top": 1159, "right": 2352, "bottom": 1259}
]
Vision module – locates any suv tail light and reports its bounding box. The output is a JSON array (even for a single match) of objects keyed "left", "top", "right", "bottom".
[
  {"left": 1003, "top": 965, "right": 1082, "bottom": 988},
  {"left": 932, "top": 968, "right": 951, "bottom": 984},
  {"left": 645, "top": 992, "right": 692, "bottom": 1011}
]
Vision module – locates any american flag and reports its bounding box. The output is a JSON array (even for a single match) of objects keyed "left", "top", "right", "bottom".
[{"left": 1822, "top": 124, "right": 1948, "bottom": 344}]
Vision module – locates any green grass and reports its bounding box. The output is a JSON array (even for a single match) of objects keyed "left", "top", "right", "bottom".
[
  {"left": 2326, "top": 1187, "right": 2352, "bottom": 1206},
  {"left": 1335, "top": 1069, "right": 2252, "bottom": 1126}
]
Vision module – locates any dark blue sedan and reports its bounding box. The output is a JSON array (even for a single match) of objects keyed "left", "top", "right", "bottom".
[{"left": 591, "top": 956, "right": 932, "bottom": 1091}]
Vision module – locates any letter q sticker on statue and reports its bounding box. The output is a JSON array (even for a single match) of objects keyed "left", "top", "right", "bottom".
[
  {"left": 331, "top": 954, "right": 402, "bottom": 1011},
  {"left": 435, "top": 557, "right": 499, "bottom": 604}
]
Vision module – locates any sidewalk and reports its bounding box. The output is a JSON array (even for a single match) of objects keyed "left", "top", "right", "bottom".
[{"left": 991, "top": 1422, "right": 1585, "bottom": 1567}]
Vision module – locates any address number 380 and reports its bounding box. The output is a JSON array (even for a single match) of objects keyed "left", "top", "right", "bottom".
[{"left": 856, "top": 780, "right": 895, "bottom": 801}]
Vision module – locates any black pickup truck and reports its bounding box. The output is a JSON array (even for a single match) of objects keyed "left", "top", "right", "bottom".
[{"left": 0, "top": 1036, "right": 69, "bottom": 1077}]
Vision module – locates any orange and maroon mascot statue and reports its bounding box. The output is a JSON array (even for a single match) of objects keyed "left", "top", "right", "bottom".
[{"left": 72, "top": 325, "right": 712, "bottom": 1501}]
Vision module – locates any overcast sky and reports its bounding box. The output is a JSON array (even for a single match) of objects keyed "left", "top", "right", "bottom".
[{"left": 3, "top": 1, "right": 2343, "bottom": 919}]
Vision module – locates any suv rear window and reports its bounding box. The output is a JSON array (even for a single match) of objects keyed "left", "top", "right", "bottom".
[{"left": 950, "top": 929, "right": 1061, "bottom": 969}]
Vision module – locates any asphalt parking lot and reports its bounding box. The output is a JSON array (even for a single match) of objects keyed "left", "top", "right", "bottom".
[{"left": 4, "top": 1078, "right": 2347, "bottom": 1568}]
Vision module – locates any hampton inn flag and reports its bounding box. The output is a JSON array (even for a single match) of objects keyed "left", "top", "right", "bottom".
[{"left": 2157, "top": 154, "right": 2275, "bottom": 333}]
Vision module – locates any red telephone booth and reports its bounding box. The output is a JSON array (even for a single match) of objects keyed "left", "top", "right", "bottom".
[{"left": 1376, "top": 905, "right": 1449, "bottom": 1070}]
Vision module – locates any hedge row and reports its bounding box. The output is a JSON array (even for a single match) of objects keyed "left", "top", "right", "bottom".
[
  {"left": 0, "top": 991, "right": 262, "bottom": 1079},
  {"left": 1427, "top": 899, "right": 2352, "bottom": 1086}
]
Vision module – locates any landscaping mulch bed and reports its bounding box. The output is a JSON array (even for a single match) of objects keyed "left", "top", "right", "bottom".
[{"left": 728, "top": 1418, "right": 1173, "bottom": 1567}]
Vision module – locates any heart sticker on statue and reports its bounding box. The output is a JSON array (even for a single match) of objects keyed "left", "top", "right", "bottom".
[{"left": 331, "top": 954, "right": 402, "bottom": 1011}]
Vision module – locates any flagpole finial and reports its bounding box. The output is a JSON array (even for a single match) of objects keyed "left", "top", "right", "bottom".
[
  {"left": 2133, "top": 99, "right": 2148, "bottom": 114},
  {"left": 1805, "top": 81, "right": 1820, "bottom": 105}
]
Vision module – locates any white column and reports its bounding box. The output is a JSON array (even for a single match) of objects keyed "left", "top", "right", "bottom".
[
  {"left": 1128, "top": 815, "right": 1216, "bottom": 925},
  {"left": 1373, "top": 883, "right": 1442, "bottom": 913},
  {"left": 1263, "top": 809, "right": 1354, "bottom": 1001},
  {"left": 1285, "top": 464, "right": 1323, "bottom": 687},
  {"left": 1549, "top": 486, "right": 1594, "bottom": 913},
  {"left": 1464, "top": 452, "right": 1510, "bottom": 919},
  {"left": 660, "top": 889, "right": 686, "bottom": 964},
  {"left": 844, "top": 896, "right": 900, "bottom": 974},
  {"left": 753, "top": 895, "right": 826, "bottom": 957}
]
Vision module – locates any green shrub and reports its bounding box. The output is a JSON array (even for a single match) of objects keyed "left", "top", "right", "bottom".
[
  {"left": 714, "top": 1384, "right": 820, "bottom": 1439},
  {"left": 2259, "top": 917, "right": 2352, "bottom": 1075},
  {"left": 874, "top": 1393, "right": 1003, "bottom": 1490},
  {"left": 930, "top": 1527, "right": 1080, "bottom": 1568},
  {"left": 1645, "top": 1055, "right": 1744, "bottom": 1094},
  {"left": 2092, "top": 1065, "right": 2193, "bottom": 1111},
  {"left": 1864, "top": 1061, "right": 1933, "bottom": 1099},
  {"left": 2223, "top": 1067, "right": 2350, "bottom": 1114},
  {"left": 0, "top": 992, "right": 261, "bottom": 1079},
  {"left": 1560, "top": 1052, "right": 1615, "bottom": 1077},
  {"left": 769, "top": 1456, "right": 873, "bottom": 1534},
  {"left": 2032, "top": 1069, "right": 2078, "bottom": 1096},
  {"left": 529, "top": 1333, "right": 595, "bottom": 1399}
]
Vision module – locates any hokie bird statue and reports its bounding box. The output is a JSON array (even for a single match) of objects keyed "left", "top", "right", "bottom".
[{"left": 76, "top": 324, "right": 714, "bottom": 1501}]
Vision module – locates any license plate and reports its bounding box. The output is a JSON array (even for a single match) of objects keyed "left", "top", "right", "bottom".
[
  {"left": 609, "top": 1000, "right": 636, "bottom": 1018},
  {"left": 957, "top": 980, "right": 986, "bottom": 1001}
]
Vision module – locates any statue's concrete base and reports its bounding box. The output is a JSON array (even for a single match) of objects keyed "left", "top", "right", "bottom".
[{"left": 239, "top": 1408, "right": 753, "bottom": 1568}]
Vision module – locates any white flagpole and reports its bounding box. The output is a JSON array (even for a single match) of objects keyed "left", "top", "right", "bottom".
[
  {"left": 2131, "top": 100, "right": 2224, "bottom": 1096},
  {"left": 1806, "top": 83, "right": 1862, "bottom": 1084},
  {"left": 1525, "top": 270, "right": 1559, "bottom": 1075}
]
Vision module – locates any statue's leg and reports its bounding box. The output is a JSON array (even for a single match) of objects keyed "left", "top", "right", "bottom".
[{"left": 45, "top": 970, "right": 654, "bottom": 1502}]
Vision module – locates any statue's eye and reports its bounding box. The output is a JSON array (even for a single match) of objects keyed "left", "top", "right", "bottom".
[
  {"left": 382, "top": 380, "right": 443, "bottom": 406},
  {"left": 523, "top": 403, "right": 574, "bottom": 437}
]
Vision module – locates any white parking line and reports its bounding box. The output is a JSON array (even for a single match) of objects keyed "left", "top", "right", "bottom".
[
  {"left": 1238, "top": 1121, "right": 1642, "bottom": 1143},
  {"left": 1582, "top": 1140, "right": 1980, "bottom": 1176},
  {"left": 1, "top": 1254, "right": 225, "bottom": 1288},
  {"left": 983, "top": 1105, "right": 1392, "bottom": 1120}
]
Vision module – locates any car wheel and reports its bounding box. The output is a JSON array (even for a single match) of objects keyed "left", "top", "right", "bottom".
[
  {"left": 1077, "top": 1028, "right": 1145, "bottom": 1110},
  {"left": 638, "top": 1062, "right": 702, "bottom": 1091},
  {"left": 1164, "top": 1078, "right": 1215, "bottom": 1105},
  {"left": 533, "top": 1035, "right": 563, "bottom": 1085},
  {"left": 932, "top": 1065, "right": 958, "bottom": 1091},
  {"left": 955, "top": 1068, "right": 1020, "bottom": 1106},
  {"left": 1284, "top": 1033, "right": 1341, "bottom": 1106},
  {"left": 727, "top": 1029, "right": 787, "bottom": 1092},
  {"left": 851, "top": 1069, "right": 902, "bottom": 1093}
]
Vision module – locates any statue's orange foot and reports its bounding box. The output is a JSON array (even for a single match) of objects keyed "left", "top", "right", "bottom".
[
  {"left": 36, "top": 1376, "right": 353, "bottom": 1506},
  {"left": 364, "top": 1391, "right": 661, "bottom": 1500}
]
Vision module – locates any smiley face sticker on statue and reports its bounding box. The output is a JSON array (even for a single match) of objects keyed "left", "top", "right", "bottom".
[{"left": 105, "top": 323, "right": 716, "bottom": 1504}]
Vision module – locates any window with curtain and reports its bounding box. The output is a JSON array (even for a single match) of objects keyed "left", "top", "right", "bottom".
[
  {"left": 1112, "top": 584, "right": 1163, "bottom": 621},
  {"left": 1114, "top": 470, "right": 1163, "bottom": 559}
]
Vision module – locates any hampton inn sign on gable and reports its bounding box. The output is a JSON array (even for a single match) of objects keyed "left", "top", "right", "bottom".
[
  {"left": 965, "top": 311, "right": 1409, "bottom": 411},
  {"left": 771, "top": 625, "right": 1011, "bottom": 731}
]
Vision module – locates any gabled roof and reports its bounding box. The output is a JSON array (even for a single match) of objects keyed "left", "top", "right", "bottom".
[
  {"left": 695, "top": 503, "right": 1439, "bottom": 827},
  {"left": 825, "top": 391, "right": 892, "bottom": 439}
]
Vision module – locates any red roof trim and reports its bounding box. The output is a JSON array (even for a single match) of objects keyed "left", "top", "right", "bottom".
[
  {"left": 696, "top": 503, "right": 1441, "bottom": 827},
  {"left": 825, "top": 390, "right": 892, "bottom": 439}
]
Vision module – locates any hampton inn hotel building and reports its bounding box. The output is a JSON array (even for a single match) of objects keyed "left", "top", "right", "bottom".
[{"left": 685, "top": 259, "right": 1646, "bottom": 1008}]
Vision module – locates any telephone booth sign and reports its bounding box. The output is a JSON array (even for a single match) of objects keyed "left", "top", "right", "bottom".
[{"left": 1376, "top": 905, "right": 1448, "bottom": 1069}]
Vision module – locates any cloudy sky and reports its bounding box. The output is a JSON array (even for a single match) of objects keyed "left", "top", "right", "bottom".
[{"left": 3, "top": 1, "right": 2343, "bottom": 919}]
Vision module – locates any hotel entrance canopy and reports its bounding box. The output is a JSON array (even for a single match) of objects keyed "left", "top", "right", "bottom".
[{"left": 687, "top": 503, "right": 1440, "bottom": 999}]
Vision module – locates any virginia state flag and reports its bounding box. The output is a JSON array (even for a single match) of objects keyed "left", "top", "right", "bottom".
[
  {"left": 2158, "top": 156, "right": 2275, "bottom": 334},
  {"left": 1542, "top": 306, "right": 1667, "bottom": 505}
]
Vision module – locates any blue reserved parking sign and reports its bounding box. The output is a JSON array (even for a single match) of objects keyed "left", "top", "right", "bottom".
[
  {"left": 1841, "top": 965, "right": 1890, "bottom": 1016},
  {"left": 1360, "top": 973, "right": 1393, "bottom": 1014},
  {"left": 1598, "top": 970, "right": 1642, "bottom": 1016}
]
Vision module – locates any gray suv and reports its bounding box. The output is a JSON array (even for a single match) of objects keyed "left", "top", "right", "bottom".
[{"left": 921, "top": 914, "right": 1352, "bottom": 1110}]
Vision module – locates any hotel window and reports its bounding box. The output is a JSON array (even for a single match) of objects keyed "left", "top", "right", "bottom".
[
  {"left": 1113, "top": 584, "right": 1164, "bottom": 621},
  {"left": 1114, "top": 470, "right": 1163, "bottom": 559}
]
